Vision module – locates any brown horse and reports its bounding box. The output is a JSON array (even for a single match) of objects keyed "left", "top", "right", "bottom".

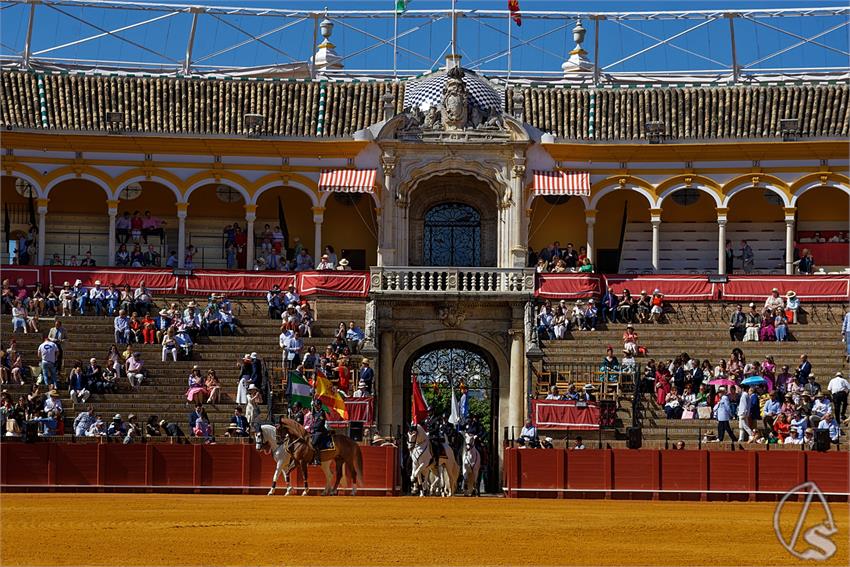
[{"left": 269, "top": 418, "right": 364, "bottom": 496}]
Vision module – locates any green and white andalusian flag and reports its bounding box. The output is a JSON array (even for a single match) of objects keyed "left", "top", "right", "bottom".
[
  {"left": 395, "top": 0, "right": 410, "bottom": 14},
  {"left": 288, "top": 371, "right": 312, "bottom": 409}
]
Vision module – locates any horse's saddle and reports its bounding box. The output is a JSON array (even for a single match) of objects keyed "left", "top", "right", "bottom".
[{"left": 315, "top": 434, "right": 335, "bottom": 452}]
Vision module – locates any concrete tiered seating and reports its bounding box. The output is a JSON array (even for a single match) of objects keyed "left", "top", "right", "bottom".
[
  {"left": 538, "top": 301, "right": 848, "bottom": 444},
  {"left": 619, "top": 222, "right": 785, "bottom": 273},
  {"left": 2, "top": 296, "right": 367, "bottom": 436}
]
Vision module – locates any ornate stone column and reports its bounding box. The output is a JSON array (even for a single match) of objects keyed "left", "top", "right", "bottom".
[
  {"left": 107, "top": 199, "right": 119, "bottom": 266},
  {"left": 176, "top": 202, "right": 188, "bottom": 269},
  {"left": 585, "top": 208, "right": 598, "bottom": 264},
  {"left": 784, "top": 207, "right": 796, "bottom": 275},
  {"left": 36, "top": 198, "right": 48, "bottom": 266},
  {"left": 650, "top": 207, "right": 662, "bottom": 273},
  {"left": 716, "top": 207, "right": 728, "bottom": 275},
  {"left": 244, "top": 203, "right": 257, "bottom": 269},
  {"left": 379, "top": 153, "right": 397, "bottom": 266},
  {"left": 510, "top": 154, "right": 527, "bottom": 268},
  {"left": 312, "top": 206, "right": 325, "bottom": 260},
  {"left": 508, "top": 328, "right": 525, "bottom": 434}
]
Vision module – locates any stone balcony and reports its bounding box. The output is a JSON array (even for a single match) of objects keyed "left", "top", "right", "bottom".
[{"left": 369, "top": 266, "right": 535, "bottom": 296}]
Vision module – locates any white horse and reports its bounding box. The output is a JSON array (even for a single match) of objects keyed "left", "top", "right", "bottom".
[
  {"left": 406, "top": 423, "right": 459, "bottom": 497},
  {"left": 255, "top": 424, "right": 297, "bottom": 496},
  {"left": 461, "top": 432, "right": 481, "bottom": 496}
]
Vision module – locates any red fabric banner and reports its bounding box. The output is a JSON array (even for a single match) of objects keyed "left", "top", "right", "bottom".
[
  {"left": 721, "top": 275, "right": 850, "bottom": 302},
  {"left": 803, "top": 242, "right": 849, "bottom": 266},
  {"left": 298, "top": 271, "right": 369, "bottom": 297},
  {"left": 531, "top": 400, "right": 600, "bottom": 430},
  {"left": 535, "top": 274, "right": 604, "bottom": 299},
  {"left": 605, "top": 275, "right": 718, "bottom": 301},
  {"left": 327, "top": 397, "right": 375, "bottom": 426},
  {"left": 184, "top": 271, "right": 296, "bottom": 297},
  {"left": 44, "top": 266, "right": 179, "bottom": 292},
  {"left": 0, "top": 266, "right": 42, "bottom": 287}
]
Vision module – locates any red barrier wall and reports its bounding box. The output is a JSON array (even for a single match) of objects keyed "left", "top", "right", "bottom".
[
  {"left": 505, "top": 449, "right": 849, "bottom": 499},
  {"left": 1, "top": 443, "right": 399, "bottom": 494}
]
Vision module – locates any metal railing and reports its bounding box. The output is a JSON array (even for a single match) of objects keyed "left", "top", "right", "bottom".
[{"left": 370, "top": 266, "right": 535, "bottom": 295}]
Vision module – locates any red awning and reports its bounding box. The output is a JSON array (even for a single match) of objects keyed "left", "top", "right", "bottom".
[
  {"left": 533, "top": 170, "right": 590, "bottom": 196},
  {"left": 319, "top": 169, "right": 376, "bottom": 193}
]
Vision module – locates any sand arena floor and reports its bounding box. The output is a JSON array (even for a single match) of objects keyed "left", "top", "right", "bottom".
[{"left": 1, "top": 493, "right": 847, "bottom": 566}]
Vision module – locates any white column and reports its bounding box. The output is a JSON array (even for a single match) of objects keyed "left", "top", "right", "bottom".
[
  {"left": 35, "top": 199, "right": 47, "bottom": 266},
  {"left": 312, "top": 206, "right": 324, "bottom": 262},
  {"left": 717, "top": 218, "right": 727, "bottom": 275},
  {"left": 245, "top": 204, "right": 256, "bottom": 270},
  {"left": 585, "top": 209, "right": 597, "bottom": 264},
  {"left": 107, "top": 200, "right": 118, "bottom": 267},
  {"left": 176, "top": 206, "right": 187, "bottom": 269},
  {"left": 650, "top": 210, "right": 662, "bottom": 273},
  {"left": 508, "top": 329, "right": 524, "bottom": 434},
  {"left": 784, "top": 208, "right": 796, "bottom": 275}
]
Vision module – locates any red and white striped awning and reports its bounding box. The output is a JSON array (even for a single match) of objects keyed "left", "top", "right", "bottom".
[
  {"left": 533, "top": 170, "right": 591, "bottom": 196},
  {"left": 319, "top": 169, "right": 376, "bottom": 193}
]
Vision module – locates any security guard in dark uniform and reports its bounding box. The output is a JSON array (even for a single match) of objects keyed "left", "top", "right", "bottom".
[{"left": 309, "top": 398, "right": 329, "bottom": 464}]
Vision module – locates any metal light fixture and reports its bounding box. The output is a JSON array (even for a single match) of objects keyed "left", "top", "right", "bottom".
[
  {"left": 645, "top": 120, "right": 665, "bottom": 144},
  {"left": 244, "top": 113, "right": 265, "bottom": 137},
  {"left": 106, "top": 111, "right": 124, "bottom": 134},
  {"left": 779, "top": 117, "right": 800, "bottom": 141}
]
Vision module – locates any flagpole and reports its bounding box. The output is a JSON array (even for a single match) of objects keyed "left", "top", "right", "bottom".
[
  {"left": 507, "top": 10, "right": 512, "bottom": 83},
  {"left": 393, "top": 4, "right": 398, "bottom": 79},
  {"left": 450, "top": 0, "right": 456, "bottom": 58}
]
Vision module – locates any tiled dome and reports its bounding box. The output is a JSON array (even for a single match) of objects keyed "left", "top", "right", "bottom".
[{"left": 403, "top": 68, "right": 504, "bottom": 112}]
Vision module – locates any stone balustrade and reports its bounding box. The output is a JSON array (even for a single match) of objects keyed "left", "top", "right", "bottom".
[{"left": 370, "top": 266, "right": 535, "bottom": 295}]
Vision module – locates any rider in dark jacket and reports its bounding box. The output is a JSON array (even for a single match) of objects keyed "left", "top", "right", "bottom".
[{"left": 309, "top": 399, "right": 328, "bottom": 464}]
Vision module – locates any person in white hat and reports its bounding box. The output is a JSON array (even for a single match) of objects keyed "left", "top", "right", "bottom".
[
  {"left": 59, "top": 281, "right": 74, "bottom": 317},
  {"left": 71, "top": 279, "right": 88, "bottom": 315},
  {"left": 582, "top": 298, "right": 598, "bottom": 331},
  {"left": 743, "top": 303, "right": 760, "bottom": 342},
  {"left": 764, "top": 288, "right": 784, "bottom": 312},
  {"left": 336, "top": 258, "right": 352, "bottom": 271},
  {"left": 784, "top": 290, "right": 800, "bottom": 324},
  {"left": 315, "top": 253, "right": 334, "bottom": 271},
  {"left": 88, "top": 280, "right": 106, "bottom": 316}
]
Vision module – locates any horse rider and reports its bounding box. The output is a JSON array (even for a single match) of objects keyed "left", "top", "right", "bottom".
[
  {"left": 289, "top": 401, "right": 305, "bottom": 426},
  {"left": 424, "top": 408, "right": 445, "bottom": 466},
  {"left": 308, "top": 398, "right": 329, "bottom": 465}
]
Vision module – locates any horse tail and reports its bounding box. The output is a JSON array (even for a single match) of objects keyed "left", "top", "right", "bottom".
[{"left": 353, "top": 442, "right": 364, "bottom": 487}]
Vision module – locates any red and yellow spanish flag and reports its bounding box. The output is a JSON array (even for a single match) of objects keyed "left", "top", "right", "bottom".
[
  {"left": 508, "top": 0, "right": 521, "bottom": 26},
  {"left": 315, "top": 370, "right": 348, "bottom": 420}
]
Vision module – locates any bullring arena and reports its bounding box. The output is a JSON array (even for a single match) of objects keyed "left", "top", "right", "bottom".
[{"left": 1, "top": 2, "right": 850, "bottom": 566}]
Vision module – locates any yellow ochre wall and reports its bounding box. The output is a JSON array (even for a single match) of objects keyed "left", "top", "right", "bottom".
[
  {"left": 45, "top": 180, "right": 110, "bottom": 214},
  {"left": 660, "top": 191, "right": 716, "bottom": 222},
  {"left": 528, "top": 196, "right": 585, "bottom": 252},
  {"left": 727, "top": 188, "right": 784, "bottom": 221},
  {"left": 255, "top": 187, "right": 316, "bottom": 254},
  {"left": 1, "top": 177, "right": 29, "bottom": 205},
  {"left": 595, "top": 191, "right": 651, "bottom": 250},
  {"left": 796, "top": 187, "right": 849, "bottom": 222},
  {"left": 116, "top": 182, "right": 177, "bottom": 216},
  {"left": 322, "top": 194, "right": 378, "bottom": 267}
]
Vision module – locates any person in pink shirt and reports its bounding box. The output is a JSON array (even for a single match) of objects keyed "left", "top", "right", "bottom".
[{"left": 142, "top": 210, "right": 165, "bottom": 243}]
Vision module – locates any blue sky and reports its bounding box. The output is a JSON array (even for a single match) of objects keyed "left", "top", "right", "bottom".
[{"left": 2, "top": 0, "right": 847, "bottom": 75}]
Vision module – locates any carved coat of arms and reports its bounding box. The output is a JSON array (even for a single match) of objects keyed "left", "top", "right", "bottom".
[{"left": 440, "top": 66, "right": 468, "bottom": 131}]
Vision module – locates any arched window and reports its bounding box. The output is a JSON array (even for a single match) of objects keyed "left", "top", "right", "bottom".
[{"left": 423, "top": 203, "right": 481, "bottom": 266}]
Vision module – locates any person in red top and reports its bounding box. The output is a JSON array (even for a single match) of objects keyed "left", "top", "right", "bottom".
[
  {"left": 773, "top": 412, "right": 791, "bottom": 441},
  {"left": 650, "top": 290, "right": 665, "bottom": 323},
  {"left": 141, "top": 314, "right": 156, "bottom": 344},
  {"left": 336, "top": 356, "right": 351, "bottom": 395},
  {"left": 130, "top": 210, "right": 144, "bottom": 243}
]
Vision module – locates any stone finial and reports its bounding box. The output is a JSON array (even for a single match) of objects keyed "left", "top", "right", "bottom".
[
  {"left": 381, "top": 90, "right": 396, "bottom": 121},
  {"left": 314, "top": 17, "right": 343, "bottom": 72},
  {"left": 561, "top": 19, "right": 593, "bottom": 75},
  {"left": 512, "top": 90, "right": 525, "bottom": 122}
]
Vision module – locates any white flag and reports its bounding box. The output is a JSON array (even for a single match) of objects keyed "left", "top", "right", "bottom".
[{"left": 448, "top": 387, "right": 460, "bottom": 425}]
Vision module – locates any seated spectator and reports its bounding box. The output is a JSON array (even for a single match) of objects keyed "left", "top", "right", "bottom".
[
  {"left": 519, "top": 418, "right": 537, "bottom": 444},
  {"left": 103, "top": 284, "right": 119, "bottom": 316},
  {"left": 743, "top": 303, "right": 761, "bottom": 342},
  {"left": 181, "top": 302, "right": 201, "bottom": 339},
  {"left": 817, "top": 413, "right": 840, "bottom": 443},
  {"left": 336, "top": 258, "right": 352, "bottom": 271},
  {"left": 130, "top": 244, "right": 145, "bottom": 267},
  {"left": 123, "top": 414, "right": 142, "bottom": 444},
  {"left": 205, "top": 369, "right": 221, "bottom": 404},
  {"left": 346, "top": 321, "right": 365, "bottom": 354},
  {"left": 125, "top": 352, "right": 146, "bottom": 389},
  {"left": 114, "top": 309, "right": 131, "bottom": 344},
  {"left": 316, "top": 254, "right": 334, "bottom": 271},
  {"left": 49, "top": 253, "right": 63, "bottom": 266},
  {"left": 764, "top": 288, "right": 784, "bottom": 312},
  {"left": 759, "top": 312, "right": 776, "bottom": 342},
  {"left": 267, "top": 285, "right": 283, "bottom": 319},
  {"left": 165, "top": 250, "right": 179, "bottom": 268},
  {"left": 616, "top": 289, "right": 634, "bottom": 323},
  {"left": 583, "top": 299, "right": 598, "bottom": 330},
  {"left": 572, "top": 436, "right": 585, "bottom": 450},
  {"left": 73, "top": 406, "right": 96, "bottom": 437},
  {"left": 142, "top": 210, "right": 165, "bottom": 242},
  {"left": 774, "top": 312, "right": 789, "bottom": 342},
  {"left": 228, "top": 407, "right": 249, "bottom": 437},
  {"left": 810, "top": 393, "right": 832, "bottom": 427},
  {"left": 600, "top": 347, "right": 620, "bottom": 380},
  {"left": 204, "top": 304, "right": 221, "bottom": 336},
  {"left": 664, "top": 391, "right": 683, "bottom": 419},
  {"left": 174, "top": 329, "right": 194, "bottom": 360},
  {"left": 10, "top": 300, "right": 27, "bottom": 333},
  {"left": 785, "top": 291, "right": 800, "bottom": 324},
  {"left": 159, "top": 419, "right": 187, "bottom": 442},
  {"left": 545, "top": 386, "right": 562, "bottom": 400},
  {"left": 129, "top": 312, "right": 144, "bottom": 343},
  {"left": 107, "top": 414, "right": 125, "bottom": 438},
  {"left": 86, "top": 416, "right": 107, "bottom": 437},
  {"left": 551, "top": 305, "right": 569, "bottom": 339},
  {"left": 798, "top": 248, "right": 815, "bottom": 275},
  {"left": 119, "top": 284, "right": 135, "bottom": 314},
  {"left": 578, "top": 257, "right": 594, "bottom": 273},
  {"left": 115, "top": 243, "right": 130, "bottom": 266},
  {"left": 623, "top": 324, "right": 638, "bottom": 355},
  {"left": 134, "top": 282, "right": 153, "bottom": 316},
  {"left": 186, "top": 366, "right": 207, "bottom": 404},
  {"left": 650, "top": 290, "right": 665, "bottom": 323},
  {"left": 536, "top": 303, "right": 554, "bottom": 340},
  {"left": 141, "top": 313, "right": 156, "bottom": 344},
  {"left": 219, "top": 302, "right": 237, "bottom": 336},
  {"left": 773, "top": 412, "right": 791, "bottom": 441},
  {"left": 635, "top": 290, "right": 651, "bottom": 323},
  {"left": 68, "top": 362, "right": 90, "bottom": 404},
  {"left": 295, "top": 248, "right": 314, "bottom": 271},
  {"left": 352, "top": 379, "right": 369, "bottom": 398},
  {"left": 143, "top": 244, "right": 161, "bottom": 267},
  {"left": 161, "top": 327, "right": 179, "bottom": 362},
  {"left": 570, "top": 300, "right": 586, "bottom": 330}
]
